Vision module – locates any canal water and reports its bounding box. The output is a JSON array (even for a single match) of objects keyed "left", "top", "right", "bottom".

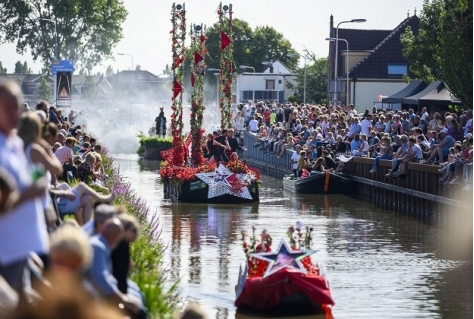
[{"left": 115, "top": 154, "right": 472, "bottom": 319}]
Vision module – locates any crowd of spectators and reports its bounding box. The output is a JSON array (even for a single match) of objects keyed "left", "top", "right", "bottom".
[
  {"left": 0, "top": 80, "right": 151, "bottom": 318},
  {"left": 236, "top": 100, "right": 472, "bottom": 190}
]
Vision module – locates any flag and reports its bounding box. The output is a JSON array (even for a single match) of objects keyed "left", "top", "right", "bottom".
[
  {"left": 220, "top": 31, "right": 231, "bottom": 50},
  {"left": 194, "top": 52, "right": 203, "bottom": 64}
]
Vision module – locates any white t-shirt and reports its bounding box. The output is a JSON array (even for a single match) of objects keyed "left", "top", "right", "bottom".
[
  {"left": 0, "top": 133, "right": 49, "bottom": 265},
  {"left": 248, "top": 119, "right": 259, "bottom": 132},
  {"left": 361, "top": 119, "right": 371, "bottom": 136},
  {"left": 290, "top": 151, "right": 301, "bottom": 170}
]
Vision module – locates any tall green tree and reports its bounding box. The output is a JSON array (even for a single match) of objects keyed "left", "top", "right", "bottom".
[
  {"left": 439, "top": 0, "right": 473, "bottom": 107},
  {"left": 0, "top": 0, "right": 127, "bottom": 71},
  {"left": 37, "top": 76, "right": 52, "bottom": 101},
  {"left": 401, "top": 0, "right": 472, "bottom": 107},
  {"left": 204, "top": 19, "right": 297, "bottom": 73},
  {"left": 105, "top": 65, "right": 114, "bottom": 77},
  {"left": 14, "top": 60, "right": 31, "bottom": 73},
  {"left": 135, "top": 64, "right": 141, "bottom": 71},
  {"left": 287, "top": 55, "right": 328, "bottom": 105},
  {"left": 0, "top": 62, "right": 7, "bottom": 74}
]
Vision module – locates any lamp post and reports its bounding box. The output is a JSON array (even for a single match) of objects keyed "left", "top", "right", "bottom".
[
  {"left": 287, "top": 53, "right": 307, "bottom": 104},
  {"left": 333, "top": 18, "right": 366, "bottom": 104},
  {"left": 261, "top": 61, "right": 280, "bottom": 102},
  {"left": 207, "top": 68, "right": 221, "bottom": 107},
  {"left": 239, "top": 65, "right": 255, "bottom": 103},
  {"left": 326, "top": 37, "right": 349, "bottom": 106},
  {"left": 117, "top": 53, "right": 134, "bottom": 70}
]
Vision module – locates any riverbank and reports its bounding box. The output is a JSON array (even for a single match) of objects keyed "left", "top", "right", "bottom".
[
  {"left": 241, "top": 131, "right": 472, "bottom": 222},
  {"left": 100, "top": 149, "right": 178, "bottom": 318}
]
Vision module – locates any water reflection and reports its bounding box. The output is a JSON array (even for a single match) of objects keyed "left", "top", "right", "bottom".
[{"left": 116, "top": 155, "right": 472, "bottom": 319}]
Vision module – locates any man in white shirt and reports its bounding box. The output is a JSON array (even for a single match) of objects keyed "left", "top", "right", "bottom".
[
  {"left": 290, "top": 145, "right": 302, "bottom": 178},
  {"left": 0, "top": 81, "right": 48, "bottom": 294},
  {"left": 360, "top": 114, "right": 372, "bottom": 136},
  {"left": 248, "top": 115, "right": 259, "bottom": 133}
]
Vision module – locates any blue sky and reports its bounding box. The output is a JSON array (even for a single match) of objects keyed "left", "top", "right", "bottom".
[{"left": 0, "top": 0, "right": 424, "bottom": 74}]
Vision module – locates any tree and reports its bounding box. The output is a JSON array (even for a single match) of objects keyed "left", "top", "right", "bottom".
[
  {"left": 37, "top": 76, "right": 51, "bottom": 101},
  {"left": 135, "top": 64, "right": 141, "bottom": 71},
  {"left": 0, "top": 62, "right": 7, "bottom": 74},
  {"left": 401, "top": 0, "right": 472, "bottom": 107},
  {"left": 204, "top": 19, "right": 298, "bottom": 73},
  {"left": 439, "top": 0, "right": 473, "bottom": 107},
  {"left": 14, "top": 60, "right": 31, "bottom": 73},
  {"left": 0, "top": 0, "right": 127, "bottom": 71},
  {"left": 287, "top": 54, "right": 328, "bottom": 105},
  {"left": 162, "top": 64, "right": 171, "bottom": 75}
]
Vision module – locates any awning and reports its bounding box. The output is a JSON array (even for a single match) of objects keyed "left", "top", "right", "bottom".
[
  {"left": 401, "top": 81, "right": 460, "bottom": 106},
  {"left": 382, "top": 80, "right": 427, "bottom": 104}
]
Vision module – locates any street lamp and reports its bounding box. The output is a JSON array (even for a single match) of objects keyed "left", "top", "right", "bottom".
[
  {"left": 207, "top": 68, "right": 221, "bottom": 107},
  {"left": 326, "top": 38, "right": 349, "bottom": 105},
  {"left": 239, "top": 65, "right": 255, "bottom": 103},
  {"left": 287, "top": 53, "right": 307, "bottom": 104},
  {"left": 333, "top": 18, "right": 366, "bottom": 104},
  {"left": 117, "top": 53, "right": 134, "bottom": 71},
  {"left": 261, "top": 61, "right": 280, "bottom": 102}
]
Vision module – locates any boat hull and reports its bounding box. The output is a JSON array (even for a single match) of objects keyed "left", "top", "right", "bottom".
[
  {"left": 283, "top": 172, "right": 353, "bottom": 194},
  {"left": 178, "top": 180, "right": 259, "bottom": 204},
  {"left": 235, "top": 268, "right": 334, "bottom": 315}
]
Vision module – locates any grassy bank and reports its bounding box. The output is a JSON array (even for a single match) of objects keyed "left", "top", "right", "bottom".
[
  {"left": 137, "top": 133, "right": 173, "bottom": 156},
  {"left": 99, "top": 151, "right": 178, "bottom": 318}
]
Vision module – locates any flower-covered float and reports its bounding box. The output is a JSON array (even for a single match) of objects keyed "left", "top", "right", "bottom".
[
  {"left": 159, "top": 160, "right": 260, "bottom": 204},
  {"left": 235, "top": 223, "right": 334, "bottom": 317}
]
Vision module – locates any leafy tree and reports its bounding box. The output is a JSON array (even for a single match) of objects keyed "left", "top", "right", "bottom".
[
  {"left": 135, "top": 64, "right": 141, "bottom": 71},
  {"left": 0, "top": 62, "right": 7, "bottom": 74},
  {"left": 204, "top": 19, "right": 297, "bottom": 73},
  {"left": 439, "top": 0, "right": 472, "bottom": 107},
  {"left": 162, "top": 64, "right": 171, "bottom": 75},
  {"left": 0, "top": 0, "right": 127, "bottom": 71},
  {"left": 37, "top": 76, "right": 51, "bottom": 101},
  {"left": 287, "top": 54, "right": 328, "bottom": 105},
  {"left": 14, "top": 60, "right": 31, "bottom": 73},
  {"left": 40, "top": 66, "right": 49, "bottom": 75},
  {"left": 401, "top": 0, "right": 472, "bottom": 107}
]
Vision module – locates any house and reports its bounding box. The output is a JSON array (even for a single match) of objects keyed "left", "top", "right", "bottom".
[
  {"left": 328, "top": 14, "right": 419, "bottom": 109},
  {"left": 237, "top": 60, "right": 297, "bottom": 104}
]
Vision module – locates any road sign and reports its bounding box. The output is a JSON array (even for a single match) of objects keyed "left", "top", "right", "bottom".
[
  {"left": 56, "top": 71, "right": 72, "bottom": 107},
  {"left": 52, "top": 60, "right": 74, "bottom": 74}
]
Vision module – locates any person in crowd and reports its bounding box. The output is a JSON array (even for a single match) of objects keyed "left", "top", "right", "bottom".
[
  {"left": 85, "top": 218, "right": 144, "bottom": 319},
  {"left": 425, "top": 127, "right": 456, "bottom": 164},
  {"left": 370, "top": 136, "right": 393, "bottom": 173},
  {"left": 227, "top": 128, "right": 246, "bottom": 154},
  {"left": 392, "top": 136, "right": 424, "bottom": 178},
  {"left": 352, "top": 133, "right": 369, "bottom": 157},
  {"left": 290, "top": 145, "right": 302, "bottom": 178},
  {"left": 248, "top": 115, "right": 259, "bottom": 133},
  {"left": 54, "top": 137, "right": 76, "bottom": 165},
  {"left": 297, "top": 150, "right": 308, "bottom": 177},
  {"left": 385, "top": 135, "right": 408, "bottom": 178},
  {"left": 0, "top": 81, "right": 49, "bottom": 296}
]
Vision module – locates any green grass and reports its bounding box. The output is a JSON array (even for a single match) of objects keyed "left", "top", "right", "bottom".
[{"left": 95, "top": 149, "right": 179, "bottom": 318}]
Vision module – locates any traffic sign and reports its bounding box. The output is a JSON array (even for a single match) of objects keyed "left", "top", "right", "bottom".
[{"left": 52, "top": 60, "right": 74, "bottom": 74}]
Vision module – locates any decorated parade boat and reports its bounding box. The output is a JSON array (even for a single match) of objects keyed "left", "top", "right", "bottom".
[
  {"left": 235, "top": 224, "right": 334, "bottom": 317},
  {"left": 161, "top": 162, "right": 260, "bottom": 203},
  {"left": 159, "top": 3, "right": 261, "bottom": 204}
]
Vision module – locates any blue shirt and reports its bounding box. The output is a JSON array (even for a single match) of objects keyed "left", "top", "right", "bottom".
[
  {"left": 350, "top": 139, "right": 362, "bottom": 151},
  {"left": 85, "top": 235, "right": 120, "bottom": 297}
]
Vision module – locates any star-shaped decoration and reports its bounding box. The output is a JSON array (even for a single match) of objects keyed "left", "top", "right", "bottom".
[
  {"left": 195, "top": 164, "right": 252, "bottom": 199},
  {"left": 251, "top": 238, "right": 315, "bottom": 278}
]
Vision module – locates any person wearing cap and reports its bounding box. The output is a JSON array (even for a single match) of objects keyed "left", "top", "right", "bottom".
[{"left": 425, "top": 127, "right": 456, "bottom": 164}]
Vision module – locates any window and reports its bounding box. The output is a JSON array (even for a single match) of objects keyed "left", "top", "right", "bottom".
[
  {"left": 266, "top": 80, "right": 275, "bottom": 90},
  {"left": 387, "top": 64, "right": 408, "bottom": 75}
]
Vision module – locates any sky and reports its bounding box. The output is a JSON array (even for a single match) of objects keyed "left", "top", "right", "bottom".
[{"left": 0, "top": 0, "right": 424, "bottom": 75}]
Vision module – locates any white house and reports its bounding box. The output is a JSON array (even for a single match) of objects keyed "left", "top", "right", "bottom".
[{"left": 236, "top": 61, "right": 296, "bottom": 104}]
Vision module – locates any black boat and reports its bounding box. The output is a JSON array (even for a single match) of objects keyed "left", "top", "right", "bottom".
[
  {"left": 283, "top": 171, "right": 353, "bottom": 194},
  {"left": 178, "top": 180, "right": 259, "bottom": 203}
]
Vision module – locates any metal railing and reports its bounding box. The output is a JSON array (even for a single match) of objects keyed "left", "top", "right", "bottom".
[{"left": 241, "top": 130, "right": 293, "bottom": 170}]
